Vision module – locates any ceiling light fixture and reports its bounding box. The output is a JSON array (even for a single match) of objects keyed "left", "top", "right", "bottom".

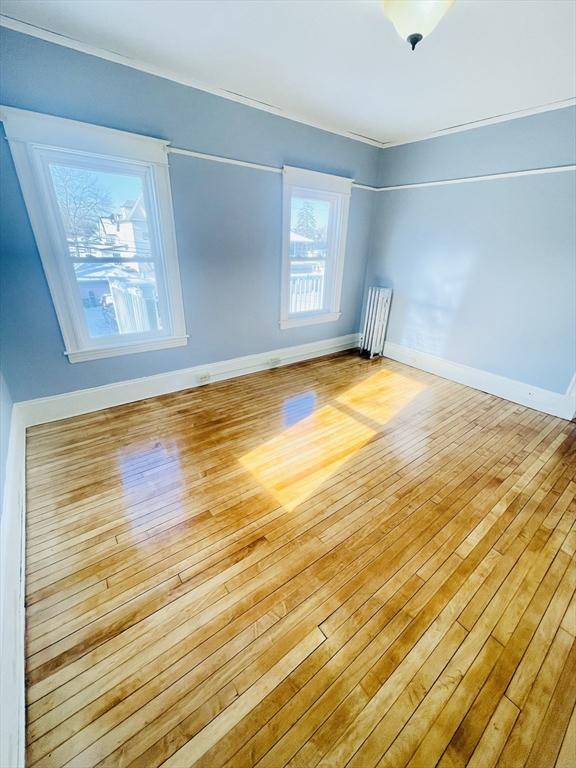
[{"left": 382, "top": 0, "right": 456, "bottom": 50}]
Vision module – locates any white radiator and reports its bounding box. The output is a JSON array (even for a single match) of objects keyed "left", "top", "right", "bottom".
[{"left": 360, "top": 287, "right": 392, "bottom": 358}]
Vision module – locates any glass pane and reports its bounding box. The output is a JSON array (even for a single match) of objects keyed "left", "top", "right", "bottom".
[
  {"left": 289, "top": 195, "right": 330, "bottom": 314},
  {"left": 48, "top": 161, "right": 167, "bottom": 339},
  {"left": 74, "top": 261, "right": 162, "bottom": 338},
  {"left": 49, "top": 163, "right": 152, "bottom": 261}
]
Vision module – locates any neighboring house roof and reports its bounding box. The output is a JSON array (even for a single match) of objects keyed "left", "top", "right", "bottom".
[
  {"left": 289, "top": 231, "right": 314, "bottom": 243},
  {"left": 74, "top": 262, "right": 149, "bottom": 281},
  {"left": 99, "top": 194, "right": 147, "bottom": 236},
  {"left": 124, "top": 196, "right": 146, "bottom": 221}
]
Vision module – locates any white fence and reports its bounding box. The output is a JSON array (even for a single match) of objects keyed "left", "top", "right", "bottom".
[{"left": 289, "top": 274, "right": 324, "bottom": 314}]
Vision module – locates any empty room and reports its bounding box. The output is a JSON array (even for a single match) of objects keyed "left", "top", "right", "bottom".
[{"left": 0, "top": 1, "right": 575, "bottom": 766}]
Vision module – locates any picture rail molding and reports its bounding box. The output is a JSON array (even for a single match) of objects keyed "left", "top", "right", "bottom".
[{"left": 169, "top": 146, "right": 575, "bottom": 192}]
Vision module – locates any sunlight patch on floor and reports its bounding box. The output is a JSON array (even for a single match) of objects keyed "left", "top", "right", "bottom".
[
  {"left": 336, "top": 369, "right": 426, "bottom": 424},
  {"left": 239, "top": 368, "right": 427, "bottom": 511},
  {"left": 239, "top": 404, "right": 375, "bottom": 511}
]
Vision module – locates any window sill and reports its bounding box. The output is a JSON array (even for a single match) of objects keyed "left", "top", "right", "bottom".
[
  {"left": 65, "top": 335, "right": 188, "bottom": 363},
  {"left": 279, "top": 312, "right": 341, "bottom": 330}
]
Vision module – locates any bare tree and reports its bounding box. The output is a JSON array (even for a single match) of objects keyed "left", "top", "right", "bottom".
[{"left": 51, "top": 166, "right": 112, "bottom": 257}]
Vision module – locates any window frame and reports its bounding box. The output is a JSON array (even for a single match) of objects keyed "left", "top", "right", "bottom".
[
  {"left": 1, "top": 106, "right": 187, "bottom": 362},
  {"left": 280, "top": 165, "right": 352, "bottom": 330}
]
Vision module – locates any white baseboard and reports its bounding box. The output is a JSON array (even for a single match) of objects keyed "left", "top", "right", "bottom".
[
  {"left": 0, "top": 407, "right": 26, "bottom": 768},
  {"left": 18, "top": 334, "right": 361, "bottom": 427},
  {"left": 383, "top": 341, "right": 576, "bottom": 421},
  {"left": 16, "top": 334, "right": 575, "bottom": 428}
]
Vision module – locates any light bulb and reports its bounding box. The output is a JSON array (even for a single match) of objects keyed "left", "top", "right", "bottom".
[{"left": 382, "top": 0, "right": 456, "bottom": 50}]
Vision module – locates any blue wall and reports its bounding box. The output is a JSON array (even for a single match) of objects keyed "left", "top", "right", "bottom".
[
  {"left": 1, "top": 27, "right": 574, "bottom": 402},
  {"left": 0, "top": 27, "right": 376, "bottom": 401},
  {"left": 368, "top": 106, "right": 576, "bottom": 395},
  {"left": 378, "top": 107, "right": 576, "bottom": 186}
]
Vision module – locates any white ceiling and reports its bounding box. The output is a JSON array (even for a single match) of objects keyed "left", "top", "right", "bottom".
[{"left": 1, "top": 0, "right": 575, "bottom": 145}]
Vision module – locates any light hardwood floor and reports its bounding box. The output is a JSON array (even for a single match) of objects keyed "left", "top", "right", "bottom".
[{"left": 24, "top": 353, "right": 576, "bottom": 768}]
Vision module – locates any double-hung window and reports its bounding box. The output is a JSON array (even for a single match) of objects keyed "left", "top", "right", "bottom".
[
  {"left": 280, "top": 166, "right": 352, "bottom": 329},
  {"left": 1, "top": 107, "right": 187, "bottom": 362}
]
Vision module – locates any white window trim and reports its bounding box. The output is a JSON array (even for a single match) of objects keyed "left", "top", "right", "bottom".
[
  {"left": 280, "top": 165, "right": 352, "bottom": 330},
  {"left": 0, "top": 106, "right": 188, "bottom": 362}
]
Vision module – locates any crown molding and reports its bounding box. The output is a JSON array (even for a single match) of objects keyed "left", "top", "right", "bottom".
[
  {"left": 379, "top": 98, "right": 576, "bottom": 149},
  {"left": 3, "top": 14, "right": 575, "bottom": 153},
  {"left": 0, "top": 15, "right": 387, "bottom": 148}
]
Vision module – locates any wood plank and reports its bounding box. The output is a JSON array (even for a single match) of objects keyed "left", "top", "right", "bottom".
[
  {"left": 465, "top": 695, "right": 519, "bottom": 768},
  {"left": 555, "top": 703, "right": 576, "bottom": 768},
  {"left": 497, "top": 628, "right": 574, "bottom": 767},
  {"left": 525, "top": 639, "right": 576, "bottom": 768}
]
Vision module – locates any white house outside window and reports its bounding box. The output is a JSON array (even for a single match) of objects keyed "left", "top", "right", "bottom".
[
  {"left": 1, "top": 107, "right": 187, "bottom": 362},
  {"left": 281, "top": 166, "right": 352, "bottom": 329}
]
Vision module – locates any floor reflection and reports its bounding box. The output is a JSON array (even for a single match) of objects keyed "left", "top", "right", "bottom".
[
  {"left": 116, "top": 439, "right": 184, "bottom": 523},
  {"left": 283, "top": 391, "right": 317, "bottom": 427},
  {"left": 240, "top": 404, "right": 375, "bottom": 512},
  {"left": 336, "top": 369, "right": 425, "bottom": 425},
  {"left": 240, "top": 366, "right": 427, "bottom": 512}
]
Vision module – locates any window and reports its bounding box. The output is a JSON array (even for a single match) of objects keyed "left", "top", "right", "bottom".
[
  {"left": 1, "top": 107, "right": 187, "bottom": 362},
  {"left": 281, "top": 166, "right": 352, "bottom": 329}
]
